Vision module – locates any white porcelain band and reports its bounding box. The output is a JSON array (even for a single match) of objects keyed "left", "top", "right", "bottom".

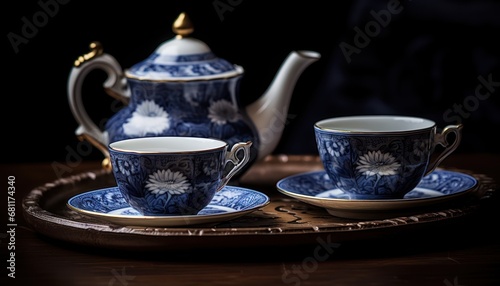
[
  {"left": 109, "top": 136, "right": 227, "bottom": 153},
  {"left": 315, "top": 115, "right": 436, "bottom": 133}
]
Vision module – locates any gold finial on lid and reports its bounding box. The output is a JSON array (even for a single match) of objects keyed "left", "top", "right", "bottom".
[{"left": 173, "top": 12, "right": 193, "bottom": 38}]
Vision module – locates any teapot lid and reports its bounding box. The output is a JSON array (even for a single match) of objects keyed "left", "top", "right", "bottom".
[{"left": 125, "top": 13, "right": 242, "bottom": 81}]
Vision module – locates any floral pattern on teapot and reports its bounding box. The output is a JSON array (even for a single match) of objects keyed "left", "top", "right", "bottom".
[{"left": 105, "top": 77, "right": 258, "bottom": 153}]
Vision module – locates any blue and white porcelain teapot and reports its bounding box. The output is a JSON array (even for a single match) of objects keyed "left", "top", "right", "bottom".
[{"left": 67, "top": 13, "right": 320, "bottom": 173}]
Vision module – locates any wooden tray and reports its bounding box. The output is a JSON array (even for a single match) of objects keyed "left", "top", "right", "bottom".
[{"left": 22, "top": 155, "right": 497, "bottom": 251}]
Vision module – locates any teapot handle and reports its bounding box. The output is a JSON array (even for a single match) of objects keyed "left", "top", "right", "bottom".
[{"left": 67, "top": 42, "right": 130, "bottom": 169}]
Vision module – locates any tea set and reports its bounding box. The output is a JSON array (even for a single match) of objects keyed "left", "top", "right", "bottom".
[{"left": 66, "top": 13, "right": 476, "bottom": 225}]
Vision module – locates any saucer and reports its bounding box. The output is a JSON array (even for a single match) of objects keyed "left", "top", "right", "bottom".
[
  {"left": 276, "top": 169, "right": 478, "bottom": 219},
  {"left": 67, "top": 186, "right": 270, "bottom": 227}
]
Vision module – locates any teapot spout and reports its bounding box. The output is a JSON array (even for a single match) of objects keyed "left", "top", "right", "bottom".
[{"left": 246, "top": 50, "right": 321, "bottom": 161}]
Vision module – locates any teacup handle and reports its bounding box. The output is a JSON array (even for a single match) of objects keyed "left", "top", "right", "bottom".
[
  {"left": 425, "top": 124, "right": 463, "bottom": 176},
  {"left": 219, "top": 141, "right": 253, "bottom": 188}
]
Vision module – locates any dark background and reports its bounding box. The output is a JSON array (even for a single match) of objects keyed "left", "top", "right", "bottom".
[{"left": 4, "top": 0, "right": 500, "bottom": 166}]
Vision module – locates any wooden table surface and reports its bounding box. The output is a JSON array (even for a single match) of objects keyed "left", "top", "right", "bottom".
[{"left": 2, "top": 153, "right": 499, "bottom": 286}]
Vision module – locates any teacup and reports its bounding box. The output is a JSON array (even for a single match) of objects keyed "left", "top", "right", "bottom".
[
  {"left": 108, "top": 136, "right": 252, "bottom": 215},
  {"left": 314, "top": 115, "right": 463, "bottom": 200}
]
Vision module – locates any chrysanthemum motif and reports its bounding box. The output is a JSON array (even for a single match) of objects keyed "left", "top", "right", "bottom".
[
  {"left": 123, "top": 100, "right": 170, "bottom": 136},
  {"left": 355, "top": 150, "right": 401, "bottom": 176},
  {"left": 207, "top": 99, "right": 240, "bottom": 125},
  {"left": 145, "top": 169, "right": 190, "bottom": 195}
]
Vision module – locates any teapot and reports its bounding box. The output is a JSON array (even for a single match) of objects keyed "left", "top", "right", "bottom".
[{"left": 67, "top": 13, "right": 320, "bottom": 176}]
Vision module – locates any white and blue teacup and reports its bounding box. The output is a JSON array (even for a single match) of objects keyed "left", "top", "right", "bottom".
[
  {"left": 314, "top": 115, "right": 463, "bottom": 200},
  {"left": 108, "top": 136, "right": 252, "bottom": 216}
]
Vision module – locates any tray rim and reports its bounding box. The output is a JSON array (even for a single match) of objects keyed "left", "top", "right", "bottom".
[{"left": 21, "top": 156, "right": 497, "bottom": 250}]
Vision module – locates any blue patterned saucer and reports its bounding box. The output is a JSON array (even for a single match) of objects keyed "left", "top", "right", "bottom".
[
  {"left": 67, "top": 186, "right": 269, "bottom": 227},
  {"left": 276, "top": 169, "right": 478, "bottom": 219}
]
